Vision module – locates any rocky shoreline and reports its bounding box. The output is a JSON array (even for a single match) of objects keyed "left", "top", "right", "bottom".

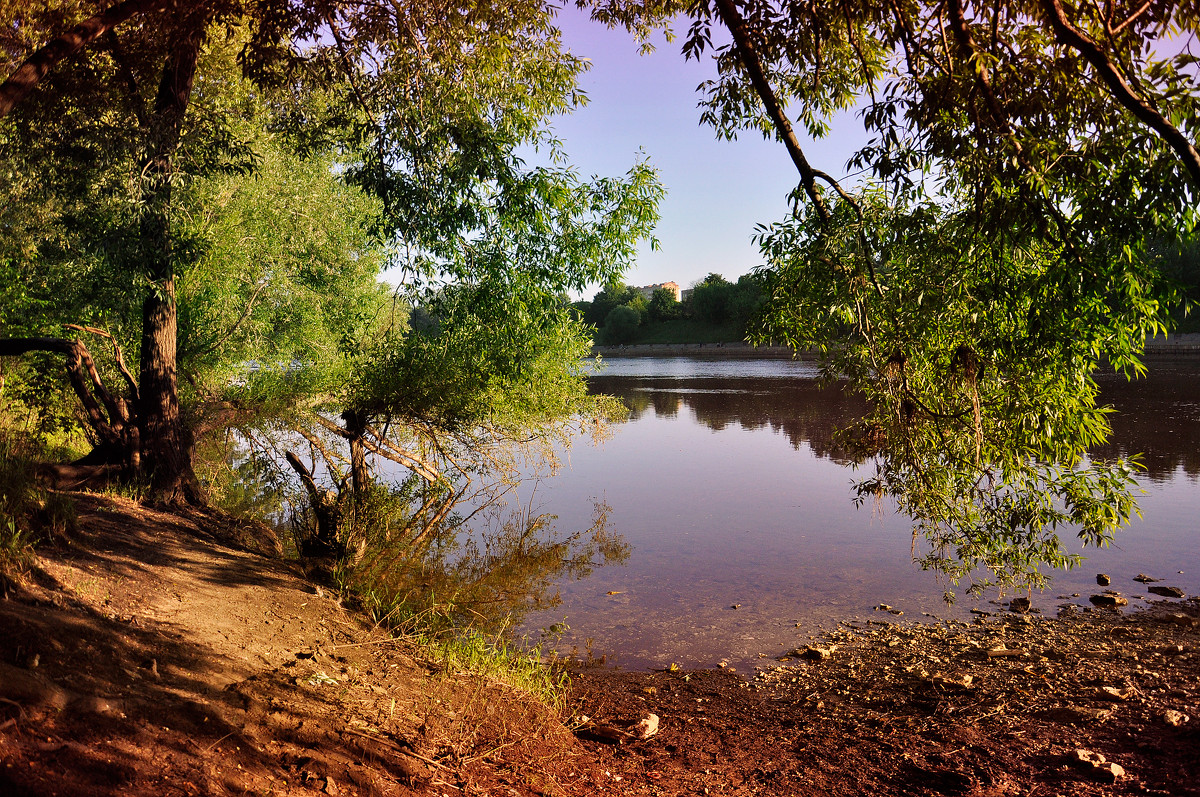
[{"left": 571, "top": 596, "right": 1200, "bottom": 795}]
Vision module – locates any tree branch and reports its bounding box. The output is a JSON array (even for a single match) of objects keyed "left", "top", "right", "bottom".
[
  {"left": 1039, "top": 0, "right": 1200, "bottom": 189},
  {"left": 0, "top": 0, "right": 164, "bottom": 118},
  {"left": 711, "top": 0, "right": 831, "bottom": 223},
  {"left": 63, "top": 324, "right": 139, "bottom": 402}
]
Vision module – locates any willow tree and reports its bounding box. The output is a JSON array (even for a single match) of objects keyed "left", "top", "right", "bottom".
[{"left": 590, "top": 0, "right": 1198, "bottom": 591}]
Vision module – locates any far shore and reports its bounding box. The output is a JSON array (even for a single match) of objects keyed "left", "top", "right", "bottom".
[{"left": 594, "top": 332, "right": 1200, "bottom": 359}]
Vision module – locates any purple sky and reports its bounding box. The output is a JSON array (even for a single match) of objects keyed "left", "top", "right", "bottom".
[{"left": 549, "top": 6, "right": 865, "bottom": 296}]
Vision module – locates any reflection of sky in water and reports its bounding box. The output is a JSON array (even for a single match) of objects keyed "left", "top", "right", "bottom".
[
  {"left": 589, "top": 356, "right": 823, "bottom": 380},
  {"left": 519, "top": 357, "right": 1200, "bottom": 673}
]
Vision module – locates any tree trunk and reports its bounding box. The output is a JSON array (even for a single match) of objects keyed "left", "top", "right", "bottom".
[
  {"left": 136, "top": 21, "right": 206, "bottom": 505},
  {"left": 284, "top": 451, "right": 346, "bottom": 558},
  {"left": 342, "top": 409, "right": 370, "bottom": 501}
]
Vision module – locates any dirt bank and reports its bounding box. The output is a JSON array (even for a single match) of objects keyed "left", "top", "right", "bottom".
[{"left": 2, "top": 492, "right": 1197, "bottom": 796}]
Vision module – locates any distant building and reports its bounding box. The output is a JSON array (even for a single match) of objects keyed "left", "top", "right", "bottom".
[{"left": 634, "top": 281, "right": 681, "bottom": 302}]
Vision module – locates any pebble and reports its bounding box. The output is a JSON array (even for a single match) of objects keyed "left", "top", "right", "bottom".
[
  {"left": 1096, "top": 686, "right": 1136, "bottom": 701},
  {"left": 1073, "top": 749, "right": 1125, "bottom": 783},
  {"left": 1161, "top": 709, "right": 1190, "bottom": 728},
  {"left": 795, "top": 645, "right": 835, "bottom": 662}
]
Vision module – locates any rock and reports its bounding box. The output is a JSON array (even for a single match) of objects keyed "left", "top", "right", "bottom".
[
  {"left": 1133, "top": 574, "right": 1162, "bottom": 583},
  {"left": 1096, "top": 573, "right": 1111, "bottom": 586},
  {"left": 1072, "top": 749, "right": 1125, "bottom": 782},
  {"left": 795, "top": 645, "right": 835, "bottom": 662},
  {"left": 1161, "top": 709, "right": 1190, "bottom": 728},
  {"left": 987, "top": 647, "right": 1025, "bottom": 658},
  {"left": 1090, "top": 594, "right": 1128, "bottom": 607},
  {"left": 633, "top": 713, "right": 660, "bottom": 739},
  {"left": 1148, "top": 586, "right": 1185, "bottom": 598},
  {"left": 1009, "top": 597, "right": 1031, "bottom": 613},
  {"left": 1168, "top": 613, "right": 1199, "bottom": 628},
  {"left": 1096, "top": 686, "right": 1137, "bottom": 701}
]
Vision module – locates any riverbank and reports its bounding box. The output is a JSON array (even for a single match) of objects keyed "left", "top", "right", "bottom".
[
  {"left": 2, "top": 491, "right": 1196, "bottom": 795},
  {"left": 595, "top": 332, "right": 1200, "bottom": 360},
  {"left": 594, "top": 341, "right": 799, "bottom": 358}
]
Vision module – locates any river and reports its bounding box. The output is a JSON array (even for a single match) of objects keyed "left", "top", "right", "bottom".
[{"left": 516, "top": 356, "right": 1200, "bottom": 673}]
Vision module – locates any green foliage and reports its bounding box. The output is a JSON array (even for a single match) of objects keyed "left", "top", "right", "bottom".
[
  {"left": 754, "top": 192, "right": 1157, "bottom": 592},
  {"left": 631, "top": 318, "right": 746, "bottom": 345},
  {"left": 588, "top": 0, "right": 1200, "bottom": 592},
  {"left": 0, "top": 430, "right": 77, "bottom": 580},
  {"left": 648, "top": 286, "right": 682, "bottom": 321},
  {"left": 689, "top": 273, "right": 728, "bottom": 324},
  {"left": 601, "top": 304, "right": 643, "bottom": 344}
]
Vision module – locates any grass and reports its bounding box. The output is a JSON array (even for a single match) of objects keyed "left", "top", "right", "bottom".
[
  {"left": 423, "top": 624, "right": 570, "bottom": 711},
  {"left": 0, "top": 429, "right": 78, "bottom": 587},
  {"left": 611, "top": 319, "right": 748, "bottom": 346},
  {"left": 345, "top": 587, "right": 572, "bottom": 711},
  {"left": 309, "top": 492, "right": 575, "bottom": 713}
]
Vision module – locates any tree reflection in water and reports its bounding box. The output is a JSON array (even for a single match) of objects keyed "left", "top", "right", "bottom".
[{"left": 345, "top": 495, "right": 628, "bottom": 639}]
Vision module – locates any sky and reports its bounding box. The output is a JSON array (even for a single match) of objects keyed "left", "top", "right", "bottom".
[{"left": 546, "top": 6, "right": 865, "bottom": 297}]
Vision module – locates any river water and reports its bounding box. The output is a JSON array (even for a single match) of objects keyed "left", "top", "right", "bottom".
[{"left": 516, "top": 356, "right": 1200, "bottom": 673}]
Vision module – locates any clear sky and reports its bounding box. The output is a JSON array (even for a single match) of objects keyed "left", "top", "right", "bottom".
[{"left": 548, "top": 6, "right": 864, "bottom": 297}]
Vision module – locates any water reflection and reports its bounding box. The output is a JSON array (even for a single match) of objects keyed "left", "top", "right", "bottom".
[
  {"left": 594, "top": 375, "right": 866, "bottom": 465},
  {"left": 596, "top": 360, "right": 1200, "bottom": 482},
  {"left": 516, "top": 356, "right": 1200, "bottom": 673},
  {"left": 1094, "top": 363, "right": 1200, "bottom": 480}
]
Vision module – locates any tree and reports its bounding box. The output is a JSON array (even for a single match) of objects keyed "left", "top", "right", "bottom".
[
  {"left": 601, "top": 305, "right": 642, "bottom": 344},
  {"left": 690, "top": 272, "right": 733, "bottom": 325},
  {"left": 1, "top": 22, "right": 393, "bottom": 499},
  {"left": 0, "top": 1, "right": 661, "bottom": 504},
  {"left": 648, "top": 286, "right": 682, "bottom": 320},
  {"left": 588, "top": 0, "right": 1199, "bottom": 592}
]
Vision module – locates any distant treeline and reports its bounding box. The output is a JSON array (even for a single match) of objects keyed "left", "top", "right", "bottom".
[
  {"left": 573, "top": 273, "right": 768, "bottom": 345},
  {"left": 573, "top": 237, "right": 1200, "bottom": 346}
]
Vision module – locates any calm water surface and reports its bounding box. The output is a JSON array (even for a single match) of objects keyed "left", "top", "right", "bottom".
[{"left": 518, "top": 357, "right": 1200, "bottom": 672}]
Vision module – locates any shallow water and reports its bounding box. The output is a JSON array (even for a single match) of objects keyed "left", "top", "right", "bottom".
[{"left": 518, "top": 356, "right": 1200, "bottom": 672}]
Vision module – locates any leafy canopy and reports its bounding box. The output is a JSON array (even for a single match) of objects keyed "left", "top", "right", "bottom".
[{"left": 588, "top": 0, "right": 1198, "bottom": 592}]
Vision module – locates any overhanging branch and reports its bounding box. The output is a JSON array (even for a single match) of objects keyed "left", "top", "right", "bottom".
[
  {"left": 0, "top": 0, "right": 164, "bottom": 118},
  {"left": 1040, "top": 0, "right": 1200, "bottom": 190}
]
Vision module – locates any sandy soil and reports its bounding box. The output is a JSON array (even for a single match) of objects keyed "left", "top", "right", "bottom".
[{"left": 1, "top": 492, "right": 1197, "bottom": 796}]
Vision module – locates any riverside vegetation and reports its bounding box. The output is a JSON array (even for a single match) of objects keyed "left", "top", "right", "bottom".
[{"left": 3, "top": 1, "right": 1200, "bottom": 794}]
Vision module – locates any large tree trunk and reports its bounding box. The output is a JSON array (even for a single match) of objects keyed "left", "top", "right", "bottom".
[{"left": 136, "top": 21, "right": 207, "bottom": 505}]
